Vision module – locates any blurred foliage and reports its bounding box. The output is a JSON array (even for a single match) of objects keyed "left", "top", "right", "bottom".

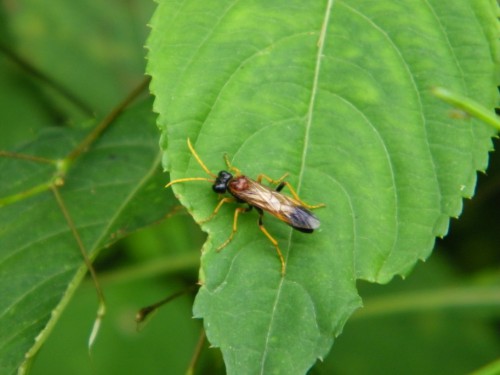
[
  {"left": 440, "top": 137, "right": 500, "bottom": 273},
  {"left": 30, "top": 213, "right": 210, "bottom": 375},
  {"left": 0, "top": 0, "right": 499, "bottom": 374}
]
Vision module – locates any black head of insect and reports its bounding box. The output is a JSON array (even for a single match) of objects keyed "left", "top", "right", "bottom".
[{"left": 212, "top": 171, "right": 233, "bottom": 193}]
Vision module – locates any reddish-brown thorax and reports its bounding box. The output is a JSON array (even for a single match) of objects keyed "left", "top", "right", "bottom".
[{"left": 229, "top": 175, "right": 249, "bottom": 191}]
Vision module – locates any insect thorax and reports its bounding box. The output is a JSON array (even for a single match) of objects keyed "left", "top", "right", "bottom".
[{"left": 228, "top": 175, "right": 249, "bottom": 192}]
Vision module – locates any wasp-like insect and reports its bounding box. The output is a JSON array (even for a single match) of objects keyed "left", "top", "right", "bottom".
[{"left": 166, "top": 139, "right": 324, "bottom": 275}]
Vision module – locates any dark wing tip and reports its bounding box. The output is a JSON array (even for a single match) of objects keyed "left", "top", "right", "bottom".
[{"left": 289, "top": 207, "right": 320, "bottom": 231}]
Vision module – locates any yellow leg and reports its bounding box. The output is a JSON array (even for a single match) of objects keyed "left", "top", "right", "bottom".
[
  {"left": 214, "top": 202, "right": 286, "bottom": 276},
  {"left": 223, "top": 153, "right": 242, "bottom": 175},
  {"left": 199, "top": 197, "right": 235, "bottom": 224},
  {"left": 257, "top": 173, "right": 289, "bottom": 185},
  {"left": 257, "top": 173, "right": 325, "bottom": 209},
  {"left": 216, "top": 206, "right": 250, "bottom": 251},
  {"left": 257, "top": 220, "right": 286, "bottom": 276},
  {"left": 280, "top": 181, "right": 325, "bottom": 209}
]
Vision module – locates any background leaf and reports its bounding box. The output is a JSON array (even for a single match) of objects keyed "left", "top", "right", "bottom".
[
  {"left": 147, "top": 0, "right": 499, "bottom": 374},
  {"left": 314, "top": 254, "right": 500, "bottom": 375},
  {"left": 4, "top": 0, "right": 153, "bottom": 117},
  {"left": 30, "top": 277, "right": 201, "bottom": 375},
  {"left": 1, "top": 0, "right": 499, "bottom": 373},
  {"left": 0, "top": 100, "right": 176, "bottom": 374}
]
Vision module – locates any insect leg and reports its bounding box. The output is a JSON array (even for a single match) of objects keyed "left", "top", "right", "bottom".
[
  {"left": 216, "top": 206, "right": 252, "bottom": 251},
  {"left": 280, "top": 182, "right": 324, "bottom": 209},
  {"left": 199, "top": 197, "right": 236, "bottom": 224},
  {"left": 223, "top": 153, "right": 242, "bottom": 175},
  {"left": 256, "top": 173, "right": 289, "bottom": 186},
  {"left": 257, "top": 173, "right": 324, "bottom": 209},
  {"left": 256, "top": 208, "right": 286, "bottom": 276}
]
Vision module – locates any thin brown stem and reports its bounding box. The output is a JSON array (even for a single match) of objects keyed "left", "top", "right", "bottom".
[
  {"left": 0, "top": 151, "right": 55, "bottom": 164},
  {"left": 50, "top": 185, "right": 106, "bottom": 349},
  {"left": 136, "top": 284, "right": 197, "bottom": 324},
  {"left": 186, "top": 328, "right": 206, "bottom": 375},
  {"left": 50, "top": 185, "right": 104, "bottom": 302},
  {"left": 0, "top": 43, "right": 94, "bottom": 116},
  {"left": 66, "top": 76, "right": 151, "bottom": 161},
  {"left": 0, "top": 77, "right": 151, "bottom": 206}
]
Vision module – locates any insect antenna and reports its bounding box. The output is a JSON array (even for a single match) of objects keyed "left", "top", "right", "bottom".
[
  {"left": 165, "top": 177, "right": 214, "bottom": 188},
  {"left": 187, "top": 138, "right": 217, "bottom": 178},
  {"left": 165, "top": 138, "right": 217, "bottom": 188}
]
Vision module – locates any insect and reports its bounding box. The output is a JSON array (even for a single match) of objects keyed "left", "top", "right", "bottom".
[{"left": 166, "top": 138, "right": 324, "bottom": 276}]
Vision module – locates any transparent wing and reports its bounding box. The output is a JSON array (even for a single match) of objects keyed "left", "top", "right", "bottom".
[{"left": 230, "top": 179, "right": 320, "bottom": 230}]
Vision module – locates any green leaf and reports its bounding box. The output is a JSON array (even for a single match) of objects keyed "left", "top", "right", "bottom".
[
  {"left": 147, "top": 0, "right": 499, "bottom": 374},
  {"left": 0, "top": 100, "right": 175, "bottom": 374}
]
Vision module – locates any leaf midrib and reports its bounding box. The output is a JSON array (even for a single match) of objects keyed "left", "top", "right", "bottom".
[{"left": 259, "top": 0, "right": 334, "bottom": 372}]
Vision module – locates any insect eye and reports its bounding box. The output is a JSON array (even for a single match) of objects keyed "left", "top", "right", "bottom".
[
  {"left": 219, "top": 171, "right": 232, "bottom": 179},
  {"left": 212, "top": 183, "right": 227, "bottom": 194}
]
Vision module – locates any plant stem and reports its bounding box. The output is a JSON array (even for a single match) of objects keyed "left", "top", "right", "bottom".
[
  {"left": 432, "top": 86, "right": 500, "bottom": 131},
  {"left": 0, "top": 43, "right": 94, "bottom": 116},
  {"left": 66, "top": 76, "right": 151, "bottom": 161},
  {"left": 354, "top": 285, "right": 500, "bottom": 319}
]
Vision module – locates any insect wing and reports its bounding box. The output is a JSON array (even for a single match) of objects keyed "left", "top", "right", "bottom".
[
  {"left": 230, "top": 179, "right": 320, "bottom": 231},
  {"left": 284, "top": 205, "right": 320, "bottom": 232}
]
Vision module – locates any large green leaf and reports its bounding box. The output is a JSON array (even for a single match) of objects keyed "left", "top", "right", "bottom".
[
  {"left": 0, "top": 100, "right": 174, "bottom": 374},
  {"left": 147, "top": 0, "right": 499, "bottom": 374}
]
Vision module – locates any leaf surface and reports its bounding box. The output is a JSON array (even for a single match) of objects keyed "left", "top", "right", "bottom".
[
  {"left": 0, "top": 100, "right": 174, "bottom": 374},
  {"left": 147, "top": 0, "right": 499, "bottom": 373}
]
